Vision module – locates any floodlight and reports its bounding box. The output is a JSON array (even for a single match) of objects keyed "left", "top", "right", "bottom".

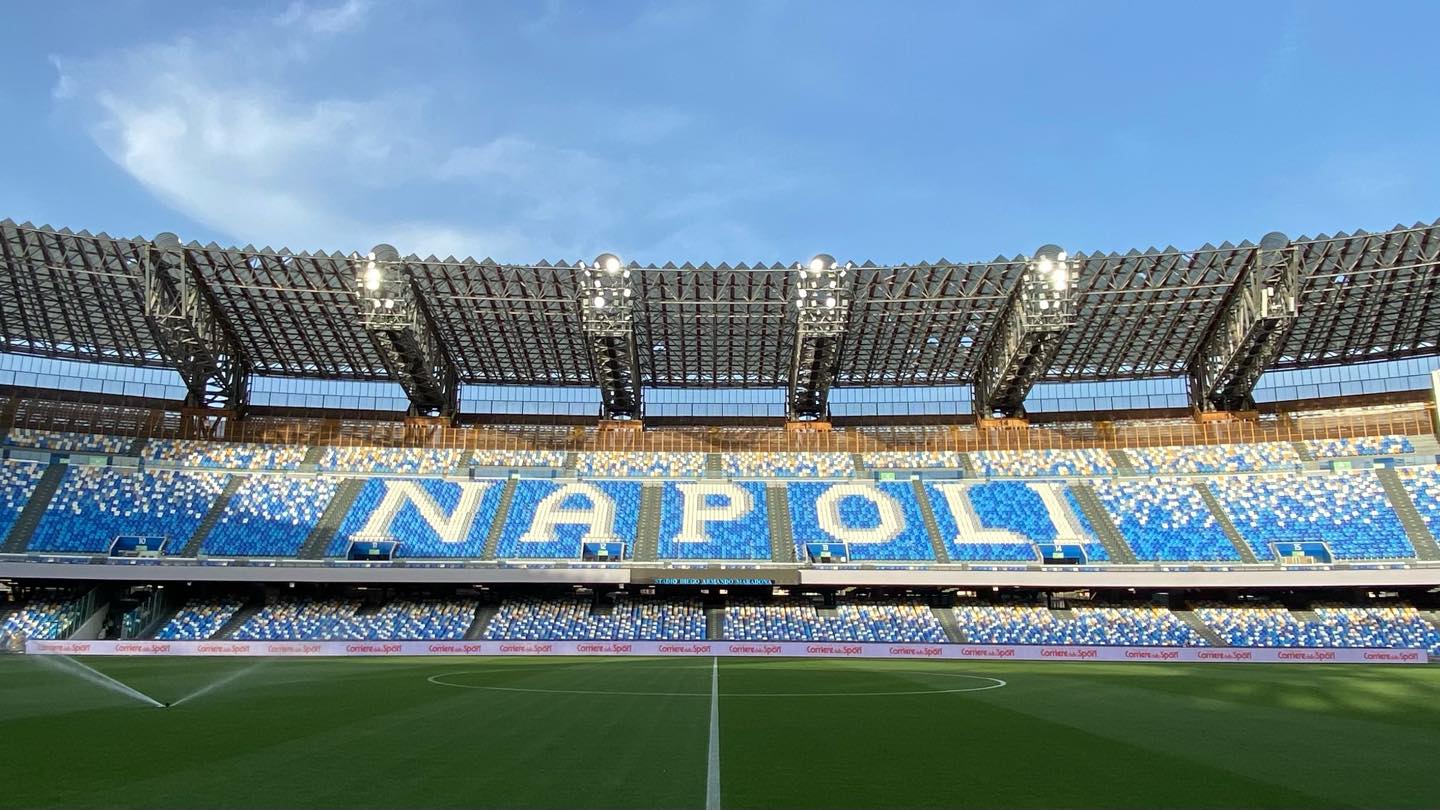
[{"left": 593, "top": 295, "right": 606, "bottom": 308}]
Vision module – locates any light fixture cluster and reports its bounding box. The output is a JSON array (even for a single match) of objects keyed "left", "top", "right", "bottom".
[
  {"left": 354, "top": 245, "right": 407, "bottom": 327},
  {"left": 579, "top": 252, "right": 635, "bottom": 332},
  {"left": 794, "top": 253, "right": 852, "bottom": 332},
  {"left": 1022, "top": 244, "right": 1075, "bottom": 322}
]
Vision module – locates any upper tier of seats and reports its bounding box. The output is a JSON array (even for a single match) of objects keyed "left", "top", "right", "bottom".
[
  {"left": 482, "top": 595, "right": 705, "bottom": 640},
  {"left": 5, "top": 428, "right": 132, "bottom": 454},
  {"left": 470, "top": 449, "right": 568, "bottom": 468},
  {"left": 721, "top": 452, "right": 854, "bottom": 478},
  {"left": 970, "top": 449, "right": 1114, "bottom": 478},
  {"left": 722, "top": 598, "right": 947, "bottom": 642},
  {"left": 146, "top": 439, "right": 305, "bottom": 471},
  {"left": 1124, "top": 442, "right": 1300, "bottom": 474},
  {"left": 0, "top": 460, "right": 46, "bottom": 541},
  {"left": 658, "top": 481, "right": 771, "bottom": 560},
  {"left": 1206, "top": 472, "right": 1414, "bottom": 560},
  {"left": 953, "top": 603, "right": 1208, "bottom": 646},
  {"left": 318, "top": 447, "right": 461, "bottom": 475},
  {"left": 154, "top": 596, "right": 246, "bottom": 640},
  {"left": 862, "top": 451, "right": 966, "bottom": 470},
  {"left": 330, "top": 478, "right": 503, "bottom": 558},
  {"left": 1399, "top": 467, "right": 1440, "bottom": 540},
  {"left": 575, "top": 452, "right": 704, "bottom": 478},
  {"left": 494, "top": 480, "right": 641, "bottom": 559},
  {"left": 925, "top": 480, "right": 1108, "bottom": 562},
  {"left": 205, "top": 476, "right": 339, "bottom": 557},
  {"left": 29, "top": 467, "right": 228, "bottom": 554},
  {"left": 1307, "top": 435, "right": 1415, "bottom": 459},
  {"left": 1088, "top": 478, "right": 1239, "bottom": 561},
  {"left": 788, "top": 481, "right": 936, "bottom": 561}
]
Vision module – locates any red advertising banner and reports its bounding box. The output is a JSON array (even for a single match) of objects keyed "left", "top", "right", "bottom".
[{"left": 23, "top": 639, "right": 1428, "bottom": 664}]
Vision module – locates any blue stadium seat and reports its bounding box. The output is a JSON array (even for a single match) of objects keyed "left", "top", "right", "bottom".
[
  {"left": 1088, "top": 477, "right": 1239, "bottom": 561},
  {"left": 1124, "top": 442, "right": 1299, "bottom": 474},
  {"left": 494, "top": 480, "right": 642, "bottom": 559},
  {"left": 329, "top": 478, "right": 504, "bottom": 558},
  {"left": 970, "top": 449, "right": 1113, "bottom": 478},
  {"left": 953, "top": 602, "right": 1206, "bottom": 645},
  {"left": 318, "top": 446, "right": 462, "bottom": 474},
  {"left": 154, "top": 596, "right": 246, "bottom": 640},
  {"left": 1207, "top": 472, "right": 1414, "bottom": 560},
  {"left": 721, "top": 453, "right": 854, "bottom": 478},
  {"left": 483, "top": 595, "right": 706, "bottom": 640},
  {"left": 203, "top": 476, "right": 339, "bottom": 556},
  {"left": 787, "top": 482, "right": 935, "bottom": 561},
  {"left": 722, "top": 599, "right": 947, "bottom": 642},
  {"left": 145, "top": 439, "right": 305, "bottom": 470},
  {"left": 29, "top": 467, "right": 228, "bottom": 554},
  {"left": 925, "top": 481, "right": 1108, "bottom": 562},
  {"left": 657, "top": 481, "right": 771, "bottom": 560},
  {"left": 574, "top": 452, "right": 704, "bottom": 477}
]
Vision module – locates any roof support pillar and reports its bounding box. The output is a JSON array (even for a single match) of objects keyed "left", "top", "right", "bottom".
[
  {"left": 579, "top": 253, "right": 643, "bottom": 422},
  {"left": 787, "top": 254, "right": 854, "bottom": 423},
  {"left": 142, "top": 233, "right": 251, "bottom": 419},
  {"left": 355, "top": 244, "right": 460, "bottom": 419},
  {"left": 972, "top": 245, "right": 1076, "bottom": 420},
  {"left": 1187, "top": 232, "right": 1298, "bottom": 415}
]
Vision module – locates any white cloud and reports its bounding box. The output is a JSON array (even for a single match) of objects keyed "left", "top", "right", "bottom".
[
  {"left": 275, "top": 0, "right": 372, "bottom": 34},
  {"left": 48, "top": 0, "right": 789, "bottom": 262}
]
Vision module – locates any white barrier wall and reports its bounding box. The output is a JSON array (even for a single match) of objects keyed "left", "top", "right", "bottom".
[{"left": 23, "top": 639, "right": 1428, "bottom": 664}]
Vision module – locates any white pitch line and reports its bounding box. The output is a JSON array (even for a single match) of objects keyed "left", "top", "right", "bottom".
[{"left": 706, "top": 656, "right": 721, "bottom": 810}]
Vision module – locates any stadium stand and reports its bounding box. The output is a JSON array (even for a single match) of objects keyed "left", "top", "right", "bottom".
[
  {"left": 1123, "top": 442, "right": 1300, "bottom": 474},
  {"left": 953, "top": 602, "right": 1208, "bottom": 646},
  {"left": 970, "top": 449, "right": 1114, "bottom": 478},
  {"left": 722, "top": 598, "right": 947, "bottom": 642},
  {"left": 4, "top": 428, "right": 130, "bottom": 454},
  {"left": 787, "top": 481, "right": 936, "bottom": 561},
  {"left": 1087, "top": 477, "right": 1239, "bottom": 561},
  {"left": 494, "top": 480, "right": 642, "bottom": 558},
  {"left": 1195, "top": 602, "right": 1440, "bottom": 653},
  {"left": 229, "top": 597, "right": 362, "bottom": 640},
  {"left": 145, "top": 439, "right": 305, "bottom": 471},
  {"left": 860, "top": 451, "right": 966, "bottom": 470},
  {"left": 1307, "top": 435, "right": 1415, "bottom": 459},
  {"left": 231, "top": 596, "right": 476, "bottom": 640},
  {"left": 469, "top": 449, "right": 568, "bottom": 468},
  {"left": 924, "top": 480, "right": 1108, "bottom": 561},
  {"left": 326, "top": 598, "right": 477, "bottom": 640},
  {"left": 1398, "top": 467, "right": 1440, "bottom": 537},
  {"left": 574, "top": 451, "right": 704, "bottom": 477},
  {"left": 0, "top": 596, "right": 83, "bottom": 641},
  {"left": 28, "top": 467, "right": 229, "bottom": 554},
  {"left": 318, "top": 446, "right": 461, "bottom": 475},
  {"left": 204, "top": 476, "right": 340, "bottom": 557},
  {"left": 720, "top": 452, "right": 854, "bottom": 478},
  {"left": 328, "top": 478, "right": 503, "bottom": 558},
  {"left": 482, "top": 595, "right": 706, "bottom": 640},
  {"left": 0, "top": 460, "right": 47, "bottom": 540},
  {"left": 1206, "top": 472, "right": 1414, "bottom": 560},
  {"left": 153, "top": 595, "right": 246, "bottom": 640},
  {"left": 657, "top": 481, "right": 771, "bottom": 560}
]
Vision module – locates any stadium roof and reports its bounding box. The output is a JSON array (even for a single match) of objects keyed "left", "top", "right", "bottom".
[{"left": 0, "top": 217, "right": 1436, "bottom": 389}]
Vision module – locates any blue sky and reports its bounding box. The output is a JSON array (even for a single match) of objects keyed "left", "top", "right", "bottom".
[{"left": 1, "top": 0, "right": 1437, "bottom": 265}]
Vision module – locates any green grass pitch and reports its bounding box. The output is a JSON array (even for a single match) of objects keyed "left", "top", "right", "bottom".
[{"left": 3, "top": 655, "right": 1438, "bottom": 809}]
